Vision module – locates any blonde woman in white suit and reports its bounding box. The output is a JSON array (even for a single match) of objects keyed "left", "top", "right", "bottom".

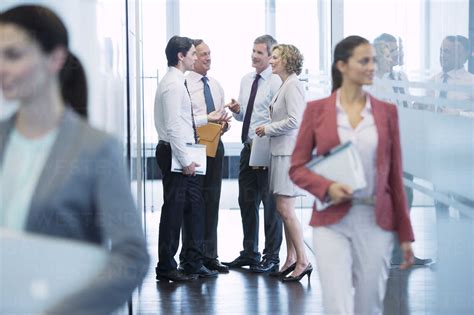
[{"left": 255, "top": 44, "right": 310, "bottom": 282}]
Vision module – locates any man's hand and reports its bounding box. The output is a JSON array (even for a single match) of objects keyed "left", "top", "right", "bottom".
[
  {"left": 183, "top": 162, "right": 199, "bottom": 176},
  {"left": 207, "top": 109, "right": 227, "bottom": 123},
  {"left": 220, "top": 120, "right": 231, "bottom": 135},
  {"left": 225, "top": 98, "right": 240, "bottom": 114}
]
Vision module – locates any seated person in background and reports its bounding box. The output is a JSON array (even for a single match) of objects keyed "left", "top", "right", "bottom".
[
  {"left": 0, "top": 5, "right": 149, "bottom": 315},
  {"left": 419, "top": 35, "right": 474, "bottom": 115},
  {"left": 370, "top": 33, "right": 410, "bottom": 107}
]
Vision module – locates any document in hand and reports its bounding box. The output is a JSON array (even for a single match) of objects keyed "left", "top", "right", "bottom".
[
  {"left": 306, "top": 141, "right": 366, "bottom": 211},
  {"left": 197, "top": 123, "right": 222, "bottom": 157},
  {"left": 249, "top": 135, "right": 270, "bottom": 167},
  {"left": 306, "top": 141, "right": 366, "bottom": 190},
  {"left": 1, "top": 228, "right": 107, "bottom": 314},
  {"left": 171, "top": 143, "right": 207, "bottom": 175}
]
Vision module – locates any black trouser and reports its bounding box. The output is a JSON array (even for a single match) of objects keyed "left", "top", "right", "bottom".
[
  {"left": 180, "top": 140, "right": 225, "bottom": 264},
  {"left": 237, "top": 144, "right": 282, "bottom": 262},
  {"left": 155, "top": 142, "right": 205, "bottom": 272}
]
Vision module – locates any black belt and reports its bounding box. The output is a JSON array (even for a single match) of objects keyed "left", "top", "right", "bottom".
[{"left": 158, "top": 140, "right": 170, "bottom": 146}]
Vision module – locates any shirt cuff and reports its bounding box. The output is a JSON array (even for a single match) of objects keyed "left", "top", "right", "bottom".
[{"left": 195, "top": 114, "right": 208, "bottom": 127}]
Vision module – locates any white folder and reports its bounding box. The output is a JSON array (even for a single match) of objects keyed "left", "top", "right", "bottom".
[
  {"left": 249, "top": 136, "right": 271, "bottom": 167},
  {"left": 171, "top": 143, "right": 207, "bottom": 175},
  {"left": 306, "top": 141, "right": 366, "bottom": 211},
  {"left": 1, "top": 229, "right": 107, "bottom": 314}
]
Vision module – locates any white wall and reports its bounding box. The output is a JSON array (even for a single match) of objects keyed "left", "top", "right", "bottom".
[{"left": 0, "top": 0, "right": 128, "bottom": 141}]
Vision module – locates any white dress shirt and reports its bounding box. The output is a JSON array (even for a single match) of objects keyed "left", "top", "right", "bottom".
[
  {"left": 186, "top": 71, "right": 225, "bottom": 116},
  {"left": 430, "top": 67, "right": 474, "bottom": 101},
  {"left": 233, "top": 66, "right": 282, "bottom": 141},
  {"left": 336, "top": 90, "right": 378, "bottom": 199},
  {"left": 154, "top": 67, "right": 197, "bottom": 167}
]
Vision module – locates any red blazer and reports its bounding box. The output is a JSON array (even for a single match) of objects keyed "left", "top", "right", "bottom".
[{"left": 289, "top": 92, "right": 415, "bottom": 242}]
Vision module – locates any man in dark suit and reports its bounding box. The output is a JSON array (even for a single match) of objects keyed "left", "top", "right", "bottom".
[{"left": 224, "top": 35, "right": 283, "bottom": 273}]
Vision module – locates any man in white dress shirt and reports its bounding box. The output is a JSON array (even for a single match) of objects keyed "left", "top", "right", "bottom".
[
  {"left": 154, "top": 36, "right": 225, "bottom": 282},
  {"left": 431, "top": 35, "right": 474, "bottom": 220},
  {"left": 224, "top": 35, "right": 283, "bottom": 273},
  {"left": 430, "top": 35, "right": 474, "bottom": 113},
  {"left": 180, "top": 39, "right": 230, "bottom": 273}
]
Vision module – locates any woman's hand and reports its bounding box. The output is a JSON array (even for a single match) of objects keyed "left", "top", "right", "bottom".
[
  {"left": 327, "top": 183, "right": 353, "bottom": 205},
  {"left": 255, "top": 125, "right": 266, "bottom": 137},
  {"left": 399, "top": 242, "right": 414, "bottom": 270}
]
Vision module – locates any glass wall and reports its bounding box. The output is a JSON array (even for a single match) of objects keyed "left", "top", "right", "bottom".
[
  {"left": 342, "top": 0, "right": 473, "bottom": 204},
  {"left": 342, "top": 1, "right": 473, "bottom": 312},
  {"left": 0, "top": 0, "right": 129, "bottom": 141}
]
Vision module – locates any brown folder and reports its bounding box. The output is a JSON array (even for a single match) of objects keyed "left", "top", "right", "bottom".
[{"left": 197, "top": 123, "right": 222, "bottom": 157}]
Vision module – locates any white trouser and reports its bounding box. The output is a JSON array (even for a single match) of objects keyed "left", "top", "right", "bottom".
[{"left": 312, "top": 205, "right": 394, "bottom": 315}]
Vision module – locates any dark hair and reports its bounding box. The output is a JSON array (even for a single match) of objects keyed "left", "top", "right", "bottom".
[
  {"left": 0, "top": 5, "right": 88, "bottom": 117},
  {"left": 444, "top": 35, "right": 471, "bottom": 55},
  {"left": 165, "top": 35, "right": 194, "bottom": 67},
  {"left": 254, "top": 35, "right": 278, "bottom": 56},
  {"left": 331, "top": 35, "right": 370, "bottom": 93},
  {"left": 192, "top": 39, "right": 204, "bottom": 47}
]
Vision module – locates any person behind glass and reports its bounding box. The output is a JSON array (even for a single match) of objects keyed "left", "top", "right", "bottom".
[
  {"left": 372, "top": 33, "right": 409, "bottom": 107},
  {"left": 181, "top": 39, "right": 230, "bottom": 273},
  {"left": 289, "top": 35, "right": 415, "bottom": 315},
  {"left": 154, "top": 36, "right": 226, "bottom": 282},
  {"left": 0, "top": 5, "right": 149, "bottom": 314},
  {"left": 254, "top": 44, "right": 311, "bottom": 282},
  {"left": 429, "top": 35, "right": 474, "bottom": 114},
  {"left": 224, "top": 35, "right": 283, "bottom": 273},
  {"left": 372, "top": 34, "right": 432, "bottom": 267}
]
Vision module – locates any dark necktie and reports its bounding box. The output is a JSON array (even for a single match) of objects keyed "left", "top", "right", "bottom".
[
  {"left": 184, "top": 80, "right": 199, "bottom": 144},
  {"left": 202, "top": 76, "right": 215, "bottom": 114},
  {"left": 241, "top": 74, "right": 261, "bottom": 143},
  {"left": 439, "top": 72, "right": 449, "bottom": 98}
]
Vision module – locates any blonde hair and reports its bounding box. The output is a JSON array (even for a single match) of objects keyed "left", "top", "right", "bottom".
[{"left": 272, "top": 44, "right": 304, "bottom": 75}]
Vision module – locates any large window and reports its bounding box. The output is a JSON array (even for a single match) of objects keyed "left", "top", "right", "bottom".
[
  {"left": 180, "top": 0, "right": 266, "bottom": 143},
  {"left": 141, "top": 0, "right": 167, "bottom": 144}
]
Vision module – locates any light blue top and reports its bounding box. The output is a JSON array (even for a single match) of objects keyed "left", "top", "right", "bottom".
[
  {"left": 234, "top": 66, "right": 282, "bottom": 141},
  {"left": 0, "top": 128, "right": 58, "bottom": 230}
]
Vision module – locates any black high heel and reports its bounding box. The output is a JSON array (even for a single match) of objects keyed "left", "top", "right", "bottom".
[
  {"left": 269, "top": 262, "right": 296, "bottom": 277},
  {"left": 281, "top": 263, "right": 313, "bottom": 282}
]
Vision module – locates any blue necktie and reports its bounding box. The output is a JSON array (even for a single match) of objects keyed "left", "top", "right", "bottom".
[{"left": 202, "top": 76, "right": 215, "bottom": 113}]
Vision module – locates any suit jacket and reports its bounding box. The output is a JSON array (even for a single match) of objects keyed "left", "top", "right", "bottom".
[
  {"left": 0, "top": 108, "right": 150, "bottom": 315},
  {"left": 265, "top": 73, "right": 306, "bottom": 156},
  {"left": 289, "top": 92, "right": 414, "bottom": 242}
]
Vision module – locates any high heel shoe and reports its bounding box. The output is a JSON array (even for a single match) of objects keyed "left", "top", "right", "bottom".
[
  {"left": 281, "top": 263, "right": 313, "bottom": 282},
  {"left": 269, "top": 262, "right": 296, "bottom": 277}
]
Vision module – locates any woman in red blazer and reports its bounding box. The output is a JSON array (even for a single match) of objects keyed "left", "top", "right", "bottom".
[{"left": 289, "top": 36, "right": 415, "bottom": 315}]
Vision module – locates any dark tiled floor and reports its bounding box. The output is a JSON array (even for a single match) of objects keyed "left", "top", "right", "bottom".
[{"left": 133, "top": 180, "right": 473, "bottom": 315}]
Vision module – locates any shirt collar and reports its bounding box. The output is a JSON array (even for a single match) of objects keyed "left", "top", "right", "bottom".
[
  {"left": 187, "top": 70, "right": 207, "bottom": 83},
  {"left": 169, "top": 66, "right": 185, "bottom": 82},
  {"left": 335, "top": 89, "right": 372, "bottom": 117},
  {"left": 257, "top": 66, "right": 273, "bottom": 81}
]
